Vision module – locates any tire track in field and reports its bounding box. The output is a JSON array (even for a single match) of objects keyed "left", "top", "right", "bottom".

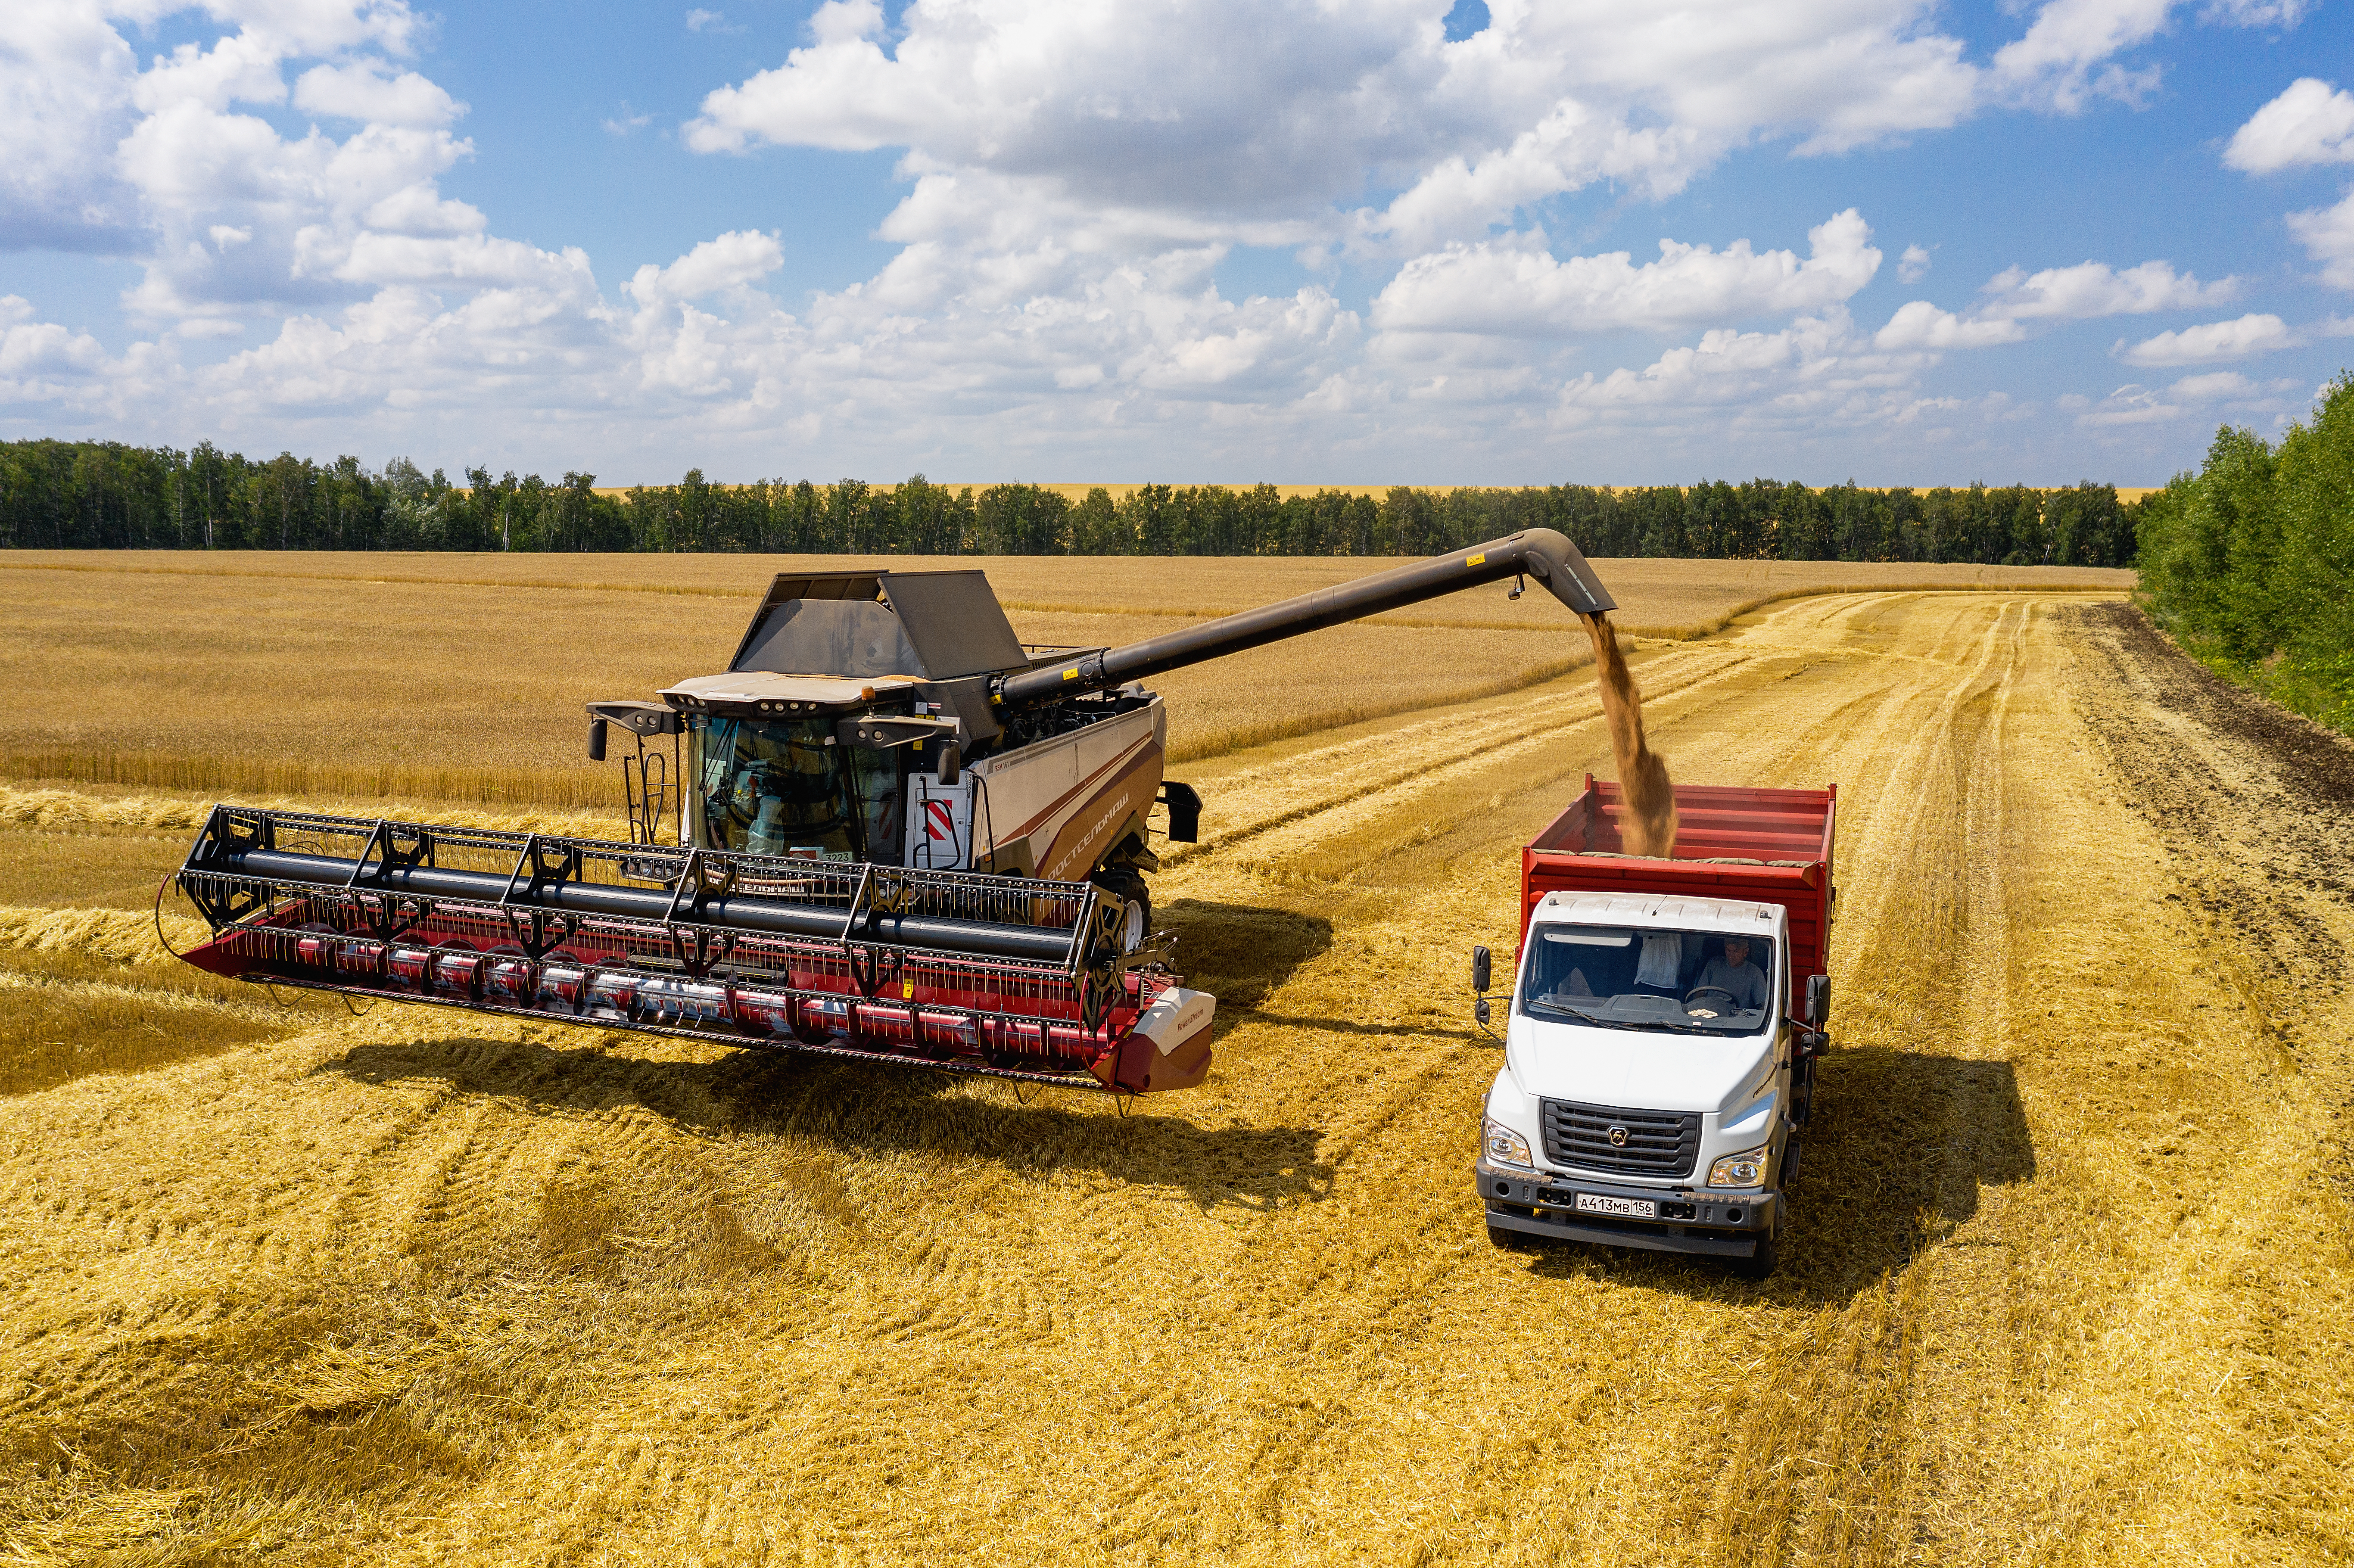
[
  {"left": 976, "top": 594, "right": 2097, "bottom": 1560},
  {"left": 1105, "top": 594, "right": 2083, "bottom": 1564},
  {"left": 48, "top": 587, "right": 2341, "bottom": 1568},
  {"left": 442, "top": 592, "right": 2076, "bottom": 1562}
]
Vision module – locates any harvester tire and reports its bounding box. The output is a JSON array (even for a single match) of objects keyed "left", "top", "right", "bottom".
[{"left": 1091, "top": 869, "right": 1151, "bottom": 953}]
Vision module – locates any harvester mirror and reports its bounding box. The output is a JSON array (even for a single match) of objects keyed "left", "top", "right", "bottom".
[
  {"left": 1804, "top": 973, "right": 1831, "bottom": 1029},
  {"left": 1471, "top": 945, "right": 1491, "bottom": 993},
  {"left": 936, "top": 739, "right": 961, "bottom": 786},
  {"left": 586, "top": 717, "right": 608, "bottom": 762}
]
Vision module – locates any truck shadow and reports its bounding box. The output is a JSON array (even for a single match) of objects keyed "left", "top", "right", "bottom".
[{"left": 1521, "top": 1048, "right": 2036, "bottom": 1306}]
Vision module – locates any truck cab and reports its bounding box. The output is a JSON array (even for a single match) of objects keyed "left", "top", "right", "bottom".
[{"left": 1475, "top": 778, "right": 1835, "bottom": 1278}]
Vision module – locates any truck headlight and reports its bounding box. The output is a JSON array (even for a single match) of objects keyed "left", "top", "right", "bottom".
[
  {"left": 1482, "top": 1117, "right": 1532, "bottom": 1168},
  {"left": 1707, "top": 1145, "right": 1769, "bottom": 1188}
]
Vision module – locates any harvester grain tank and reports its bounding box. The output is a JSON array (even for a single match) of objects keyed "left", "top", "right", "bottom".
[
  {"left": 1471, "top": 777, "right": 1837, "bottom": 1277},
  {"left": 171, "top": 532, "right": 1614, "bottom": 1097}
]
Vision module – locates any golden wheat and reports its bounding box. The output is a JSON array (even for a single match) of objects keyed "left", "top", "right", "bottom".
[
  {"left": 0, "top": 554, "right": 2130, "bottom": 808},
  {"left": 8, "top": 578, "right": 2347, "bottom": 1564}
]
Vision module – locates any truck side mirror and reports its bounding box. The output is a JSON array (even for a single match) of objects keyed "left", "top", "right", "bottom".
[
  {"left": 936, "top": 739, "right": 961, "bottom": 786},
  {"left": 1471, "top": 945, "right": 1491, "bottom": 993},
  {"left": 587, "top": 717, "right": 607, "bottom": 762},
  {"left": 1804, "top": 973, "right": 1831, "bottom": 1030},
  {"left": 1475, "top": 998, "right": 1491, "bottom": 1025}
]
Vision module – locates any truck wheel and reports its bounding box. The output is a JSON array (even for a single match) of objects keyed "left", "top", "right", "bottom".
[
  {"left": 1734, "top": 1226, "right": 1779, "bottom": 1282},
  {"left": 1091, "top": 869, "right": 1151, "bottom": 952}
]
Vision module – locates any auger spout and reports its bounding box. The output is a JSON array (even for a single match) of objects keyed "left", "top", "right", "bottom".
[{"left": 995, "top": 528, "right": 1614, "bottom": 710}]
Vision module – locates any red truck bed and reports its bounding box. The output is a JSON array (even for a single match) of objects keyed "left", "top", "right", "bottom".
[{"left": 1523, "top": 775, "right": 1837, "bottom": 986}]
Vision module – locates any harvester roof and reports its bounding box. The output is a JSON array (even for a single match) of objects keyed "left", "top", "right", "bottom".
[
  {"left": 728, "top": 569, "right": 1028, "bottom": 683},
  {"left": 661, "top": 670, "right": 921, "bottom": 714}
]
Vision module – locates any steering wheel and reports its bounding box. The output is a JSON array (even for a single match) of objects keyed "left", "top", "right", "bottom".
[{"left": 1684, "top": 984, "right": 1737, "bottom": 1017}]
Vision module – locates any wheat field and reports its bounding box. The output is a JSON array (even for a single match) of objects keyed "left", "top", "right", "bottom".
[
  {"left": 0, "top": 552, "right": 2130, "bottom": 808},
  {"left": 6, "top": 563, "right": 2348, "bottom": 1565}
]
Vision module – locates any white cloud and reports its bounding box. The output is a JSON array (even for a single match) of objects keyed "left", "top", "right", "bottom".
[
  {"left": 1898, "top": 244, "right": 1931, "bottom": 283},
  {"left": 1976, "top": 258, "right": 2235, "bottom": 318},
  {"left": 0, "top": 0, "right": 2321, "bottom": 473},
  {"left": 685, "top": 9, "right": 742, "bottom": 34},
  {"left": 292, "top": 61, "right": 464, "bottom": 128},
  {"left": 1874, "top": 300, "right": 2029, "bottom": 350},
  {"left": 2224, "top": 77, "right": 2354, "bottom": 174},
  {"left": 1373, "top": 210, "right": 1881, "bottom": 337},
  {"left": 2117, "top": 312, "right": 2294, "bottom": 364},
  {"left": 2077, "top": 367, "right": 2292, "bottom": 426},
  {"left": 1989, "top": 0, "right": 2170, "bottom": 113},
  {"left": 681, "top": 0, "right": 2248, "bottom": 258},
  {"left": 626, "top": 230, "right": 785, "bottom": 306},
  {"left": 1873, "top": 255, "right": 2227, "bottom": 351},
  {"left": 2287, "top": 190, "right": 2354, "bottom": 289}
]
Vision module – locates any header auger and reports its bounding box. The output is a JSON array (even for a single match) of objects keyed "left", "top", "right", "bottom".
[{"left": 171, "top": 529, "right": 1613, "bottom": 1095}]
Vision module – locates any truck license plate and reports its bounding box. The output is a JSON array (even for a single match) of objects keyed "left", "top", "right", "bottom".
[{"left": 1575, "top": 1193, "right": 1657, "bottom": 1220}]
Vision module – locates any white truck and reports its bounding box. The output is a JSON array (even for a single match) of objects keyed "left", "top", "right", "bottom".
[{"left": 1471, "top": 776, "right": 1835, "bottom": 1279}]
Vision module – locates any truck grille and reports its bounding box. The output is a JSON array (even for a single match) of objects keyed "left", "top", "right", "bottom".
[{"left": 1540, "top": 1099, "right": 1700, "bottom": 1179}]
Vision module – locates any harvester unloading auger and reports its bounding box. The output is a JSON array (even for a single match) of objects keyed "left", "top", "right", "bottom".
[{"left": 171, "top": 531, "right": 1614, "bottom": 1095}]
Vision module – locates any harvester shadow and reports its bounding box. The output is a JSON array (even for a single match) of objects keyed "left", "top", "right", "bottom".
[
  {"left": 326, "top": 1033, "right": 1331, "bottom": 1213},
  {"left": 1519, "top": 1048, "right": 2036, "bottom": 1307},
  {"left": 1158, "top": 896, "right": 1333, "bottom": 1023},
  {"left": 323, "top": 897, "right": 1339, "bottom": 1214}
]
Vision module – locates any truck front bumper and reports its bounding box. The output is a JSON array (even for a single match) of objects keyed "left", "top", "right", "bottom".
[{"left": 1474, "top": 1161, "right": 1778, "bottom": 1259}]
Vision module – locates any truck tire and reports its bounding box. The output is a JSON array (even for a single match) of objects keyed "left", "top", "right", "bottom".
[
  {"left": 1734, "top": 1225, "right": 1779, "bottom": 1281},
  {"left": 1090, "top": 869, "right": 1151, "bottom": 952},
  {"left": 1486, "top": 1220, "right": 1535, "bottom": 1252}
]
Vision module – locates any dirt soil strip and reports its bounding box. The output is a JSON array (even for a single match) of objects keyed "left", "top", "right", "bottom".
[{"left": 2, "top": 589, "right": 2351, "bottom": 1565}]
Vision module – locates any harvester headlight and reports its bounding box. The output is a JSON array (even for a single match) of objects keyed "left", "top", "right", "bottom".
[
  {"left": 1707, "top": 1145, "right": 1769, "bottom": 1188},
  {"left": 1482, "top": 1117, "right": 1532, "bottom": 1168}
]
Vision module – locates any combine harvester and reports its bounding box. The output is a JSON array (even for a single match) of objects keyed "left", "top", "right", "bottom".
[{"left": 172, "top": 533, "right": 1615, "bottom": 1096}]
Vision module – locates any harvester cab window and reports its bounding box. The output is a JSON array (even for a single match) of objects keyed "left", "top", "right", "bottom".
[
  {"left": 1521, "top": 925, "right": 1777, "bottom": 1035},
  {"left": 690, "top": 714, "right": 903, "bottom": 862}
]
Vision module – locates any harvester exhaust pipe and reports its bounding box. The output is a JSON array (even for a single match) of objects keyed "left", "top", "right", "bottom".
[{"left": 997, "top": 528, "right": 1613, "bottom": 709}]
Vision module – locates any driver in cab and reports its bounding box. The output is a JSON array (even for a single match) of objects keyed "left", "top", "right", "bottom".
[{"left": 1692, "top": 936, "right": 1769, "bottom": 1011}]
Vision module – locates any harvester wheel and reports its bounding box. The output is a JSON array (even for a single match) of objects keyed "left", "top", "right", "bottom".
[{"left": 1090, "top": 869, "right": 1152, "bottom": 953}]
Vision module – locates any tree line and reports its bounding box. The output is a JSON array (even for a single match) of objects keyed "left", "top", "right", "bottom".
[
  {"left": 2136, "top": 374, "right": 2353, "bottom": 734},
  {"left": 0, "top": 436, "right": 2136, "bottom": 566}
]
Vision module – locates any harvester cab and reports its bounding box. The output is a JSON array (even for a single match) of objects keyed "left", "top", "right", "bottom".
[
  {"left": 168, "top": 529, "right": 1613, "bottom": 1099},
  {"left": 588, "top": 568, "right": 1180, "bottom": 948}
]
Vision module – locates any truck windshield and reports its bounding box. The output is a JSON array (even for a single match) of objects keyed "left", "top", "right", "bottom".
[
  {"left": 688, "top": 714, "right": 902, "bottom": 860},
  {"left": 1520, "top": 924, "right": 1777, "bottom": 1035}
]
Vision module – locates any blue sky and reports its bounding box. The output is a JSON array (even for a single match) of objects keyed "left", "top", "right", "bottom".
[{"left": 3, "top": 0, "right": 2351, "bottom": 486}]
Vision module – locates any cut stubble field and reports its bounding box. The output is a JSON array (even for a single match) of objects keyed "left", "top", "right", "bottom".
[{"left": 5, "top": 557, "right": 2350, "bottom": 1565}]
